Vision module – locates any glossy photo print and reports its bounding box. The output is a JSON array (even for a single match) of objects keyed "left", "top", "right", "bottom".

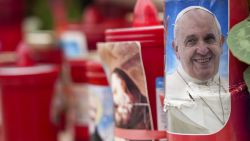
[
  {"left": 98, "top": 42, "right": 153, "bottom": 140},
  {"left": 164, "top": 0, "right": 230, "bottom": 135}
]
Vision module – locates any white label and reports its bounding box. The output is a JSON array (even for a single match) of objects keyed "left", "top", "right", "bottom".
[
  {"left": 88, "top": 85, "right": 114, "bottom": 141},
  {"left": 156, "top": 77, "right": 167, "bottom": 131}
]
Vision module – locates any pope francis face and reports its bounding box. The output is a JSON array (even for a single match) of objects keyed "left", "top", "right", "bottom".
[{"left": 173, "top": 9, "right": 224, "bottom": 81}]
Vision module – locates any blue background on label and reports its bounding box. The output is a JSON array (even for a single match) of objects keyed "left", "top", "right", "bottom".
[
  {"left": 156, "top": 77, "right": 164, "bottom": 89},
  {"left": 60, "top": 41, "right": 81, "bottom": 58}
]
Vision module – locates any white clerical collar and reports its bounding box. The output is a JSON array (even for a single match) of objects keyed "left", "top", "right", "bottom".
[{"left": 177, "top": 65, "right": 219, "bottom": 85}]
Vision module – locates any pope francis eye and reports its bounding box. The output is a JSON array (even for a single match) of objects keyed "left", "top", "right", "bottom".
[{"left": 164, "top": 6, "right": 230, "bottom": 134}]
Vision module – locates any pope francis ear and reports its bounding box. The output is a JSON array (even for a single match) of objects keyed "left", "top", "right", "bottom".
[
  {"left": 172, "top": 40, "right": 180, "bottom": 60},
  {"left": 219, "top": 35, "right": 225, "bottom": 51}
]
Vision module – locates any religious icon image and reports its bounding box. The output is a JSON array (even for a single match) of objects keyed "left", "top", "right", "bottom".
[{"left": 98, "top": 42, "right": 153, "bottom": 140}]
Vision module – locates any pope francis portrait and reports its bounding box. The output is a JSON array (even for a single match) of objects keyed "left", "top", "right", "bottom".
[{"left": 164, "top": 6, "right": 230, "bottom": 134}]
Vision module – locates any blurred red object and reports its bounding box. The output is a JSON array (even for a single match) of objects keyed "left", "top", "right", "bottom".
[
  {"left": 82, "top": 4, "right": 129, "bottom": 50},
  {"left": 51, "top": 0, "right": 68, "bottom": 39},
  {"left": 16, "top": 42, "right": 35, "bottom": 67},
  {"left": 0, "top": 0, "right": 24, "bottom": 51},
  {"left": 0, "top": 24, "right": 22, "bottom": 52},
  {"left": 132, "top": 0, "right": 160, "bottom": 27},
  {"left": 0, "top": 65, "right": 59, "bottom": 141}
]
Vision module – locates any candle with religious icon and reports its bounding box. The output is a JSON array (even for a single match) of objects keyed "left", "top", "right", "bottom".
[
  {"left": 98, "top": 2, "right": 167, "bottom": 141},
  {"left": 164, "top": 0, "right": 250, "bottom": 141},
  {"left": 102, "top": 0, "right": 166, "bottom": 140},
  {"left": 98, "top": 41, "right": 166, "bottom": 141}
]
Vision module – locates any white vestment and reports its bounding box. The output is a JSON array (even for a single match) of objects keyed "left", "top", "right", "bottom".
[{"left": 164, "top": 66, "right": 230, "bottom": 134}]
